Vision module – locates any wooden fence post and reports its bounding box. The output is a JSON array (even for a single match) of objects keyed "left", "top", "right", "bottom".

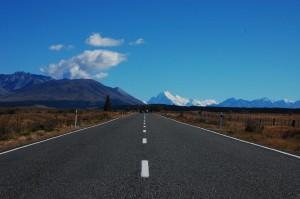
[
  {"left": 220, "top": 112, "right": 224, "bottom": 129},
  {"left": 291, "top": 120, "right": 296, "bottom": 128}
]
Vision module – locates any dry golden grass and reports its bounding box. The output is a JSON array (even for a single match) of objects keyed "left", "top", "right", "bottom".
[
  {"left": 163, "top": 111, "right": 300, "bottom": 155},
  {"left": 0, "top": 108, "right": 128, "bottom": 152}
]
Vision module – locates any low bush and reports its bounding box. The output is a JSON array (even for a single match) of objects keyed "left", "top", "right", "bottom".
[{"left": 245, "top": 120, "right": 263, "bottom": 132}]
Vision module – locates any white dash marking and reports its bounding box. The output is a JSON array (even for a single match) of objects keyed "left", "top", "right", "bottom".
[
  {"left": 143, "top": 125, "right": 146, "bottom": 128},
  {"left": 141, "top": 160, "right": 149, "bottom": 178},
  {"left": 142, "top": 138, "right": 147, "bottom": 144},
  {"left": 143, "top": 130, "right": 146, "bottom": 133}
]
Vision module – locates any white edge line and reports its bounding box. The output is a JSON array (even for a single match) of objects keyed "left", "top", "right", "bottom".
[
  {"left": 0, "top": 117, "right": 120, "bottom": 156},
  {"left": 160, "top": 115, "right": 300, "bottom": 160},
  {"left": 141, "top": 160, "right": 149, "bottom": 178}
]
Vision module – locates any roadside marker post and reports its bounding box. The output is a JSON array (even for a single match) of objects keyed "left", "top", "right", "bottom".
[
  {"left": 74, "top": 109, "right": 78, "bottom": 128},
  {"left": 220, "top": 112, "right": 224, "bottom": 129}
]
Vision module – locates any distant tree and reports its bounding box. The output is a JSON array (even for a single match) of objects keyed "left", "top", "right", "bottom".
[{"left": 103, "top": 95, "right": 112, "bottom": 111}]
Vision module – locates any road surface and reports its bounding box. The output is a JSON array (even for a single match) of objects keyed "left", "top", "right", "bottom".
[{"left": 0, "top": 113, "right": 299, "bottom": 198}]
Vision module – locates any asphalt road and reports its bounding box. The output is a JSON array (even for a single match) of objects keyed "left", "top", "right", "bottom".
[{"left": 0, "top": 113, "right": 299, "bottom": 199}]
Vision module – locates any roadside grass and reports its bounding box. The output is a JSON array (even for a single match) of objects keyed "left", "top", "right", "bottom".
[
  {"left": 0, "top": 108, "right": 127, "bottom": 152},
  {"left": 163, "top": 111, "right": 300, "bottom": 155}
]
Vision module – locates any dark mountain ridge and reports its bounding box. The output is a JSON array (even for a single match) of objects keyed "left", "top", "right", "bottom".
[
  {"left": 0, "top": 72, "right": 143, "bottom": 108},
  {"left": 0, "top": 72, "right": 52, "bottom": 92}
]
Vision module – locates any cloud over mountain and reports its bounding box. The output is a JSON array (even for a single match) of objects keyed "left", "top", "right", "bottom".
[{"left": 41, "top": 49, "right": 127, "bottom": 79}]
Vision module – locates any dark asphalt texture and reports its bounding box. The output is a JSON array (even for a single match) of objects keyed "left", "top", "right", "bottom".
[{"left": 0, "top": 113, "right": 299, "bottom": 199}]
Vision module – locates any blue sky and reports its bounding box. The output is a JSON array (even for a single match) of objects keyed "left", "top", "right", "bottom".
[{"left": 0, "top": 0, "right": 299, "bottom": 102}]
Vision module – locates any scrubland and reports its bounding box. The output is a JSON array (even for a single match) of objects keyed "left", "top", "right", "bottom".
[
  {"left": 163, "top": 111, "right": 300, "bottom": 155},
  {"left": 0, "top": 108, "right": 125, "bottom": 151}
]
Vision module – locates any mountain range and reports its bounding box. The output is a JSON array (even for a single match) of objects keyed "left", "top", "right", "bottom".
[
  {"left": 0, "top": 72, "right": 143, "bottom": 108},
  {"left": 148, "top": 91, "right": 300, "bottom": 108},
  {"left": 148, "top": 91, "right": 217, "bottom": 107},
  {"left": 0, "top": 72, "right": 52, "bottom": 96},
  {"left": 1, "top": 72, "right": 299, "bottom": 109},
  {"left": 217, "top": 97, "right": 300, "bottom": 109}
]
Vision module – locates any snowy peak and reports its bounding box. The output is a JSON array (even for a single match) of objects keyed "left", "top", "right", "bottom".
[
  {"left": 163, "top": 91, "right": 190, "bottom": 106},
  {"left": 148, "top": 91, "right": 300, "bottom": 108},
  {"left": 148, "top": 91, "right": 217, "bottom": 107},
  {"left": 217, "top": 97, "right": 300, "bottom": 108},
  {"left": 148, "top": 91, "right": 189, "bottom": 106},
  {"left": 190, "top": 99, "right": 218, "bottom": 107}
]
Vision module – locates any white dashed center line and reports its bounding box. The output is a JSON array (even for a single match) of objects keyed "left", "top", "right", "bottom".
[
  {"left": 141, "top": 160, "right": 149, "bottom": 178},
  {"left": 140, "top": 115, "right": 149, "bottom": 178},
  {"left": 142, "top": 138, "right": 147, "bottom": 144}
]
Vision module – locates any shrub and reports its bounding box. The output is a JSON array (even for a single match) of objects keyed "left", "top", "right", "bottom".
[
  {"left": 179, "top": 112, "right": 184, "bottom": 117},
  {"left": 43, "top": 120, "right": 58, "bottom": 131},
  {"left": 0, "top": 116, "right": 14, "bottom": 140},
  {"left": 281, "top": 130, "right": 300, "bottom": 139},
  {"left": 245, "top": 120, "right": 263, "bottom": 132},
  {"left": 0, "top": 109, "right": 16, "bottom": 115}
]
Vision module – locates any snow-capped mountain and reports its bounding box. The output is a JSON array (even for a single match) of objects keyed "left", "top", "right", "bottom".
[
  {"left": 148, "top": 91, "right": 189, "bottom": 106},
  {"left": 190, "top": 99, "right": 218, "bottom": 107},
  {"left": 216, "top": 97, "right": 300, "bottom": 108},
  {"left": 148, "top": 91, "right": 217, "bottom": 107},
  {"left": 148, "top": 91, "right": 300, "bottom": 108}
]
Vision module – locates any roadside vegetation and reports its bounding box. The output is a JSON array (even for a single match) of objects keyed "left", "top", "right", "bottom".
[
  {"left": 0, "top": 108, "right": 126, "bottom": 152},
  {"left": 163, "top": 111, "right": 300, "bottom": 155}
]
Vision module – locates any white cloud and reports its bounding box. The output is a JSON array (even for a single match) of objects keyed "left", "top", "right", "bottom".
[
  {"left": 49, "top": 44, "right": 73, "bottom": 51},
  {"left": 86, "top": 33, "right": 123, "bottom": 47},
  {"left": 41, "top": 49, "right": 127, "bottom": 79},
  {"left": 49, "top": 44, "right": 64, "bottom": 51},
  {"left": 129, "top": 38, "right": 145, "bottom": 46},
  {"left": 95, "top": 72, "right": 108, "bottom": 79}
]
